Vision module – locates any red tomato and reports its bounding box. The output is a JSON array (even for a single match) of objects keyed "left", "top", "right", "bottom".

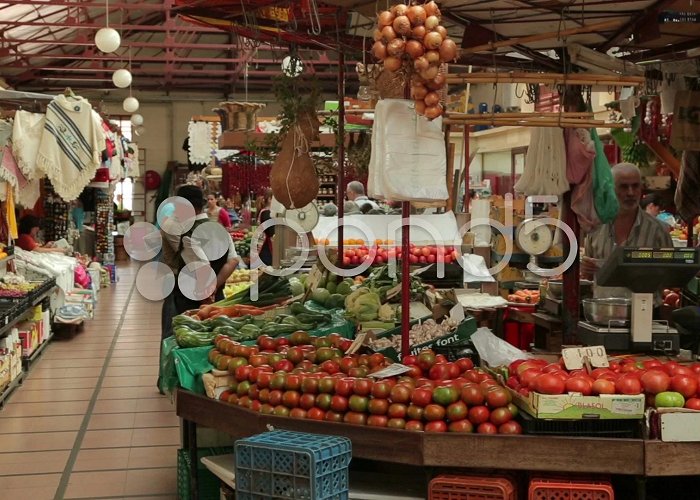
[
  {"left": 348, "top": 395, "right": 369, "bottom": 413},
  {"left": 298, "top": 393, "right": 316, "bottom": 410},
  {"left": 335, "top": 378, "right": 355, "bottom": 397},
  {"left": 533, "top": 373, "right": 566, "bottom": 395},
  {"left": 324, "top": 410, "right": 344, "bottom": 422},
  {"left": 268, "top": 389, "right": 283, "bottom": 406},
  {"left": 489, "top": 407, "right": 513, "bottom": 426},
  {"left": 591, "top": 368, "right": 612, "bottom": 379},
  {"left": 315, "top": 393, "right": 332, "bottom": 411},
  {"left": 367, "top": 415, "right": 388, "bottom": 427},
  {"left": 307, "top": 408, "right": 326, "bottom": 420},
  {"left": 273, "top": 405, "right": 290, "bottom": 417},
  {"left": 477, "top": 422, "right": 498, "bottom": 434},
  {"left": 424, "top": 404, "right": 446, "bottom": 421},
  {"left": 456, "top": 358, "right": 474, "bottom": 372},
  {"left": 289, "top": 408, "right": 307, "bottom": 419},
  {"left": 498, "top": 420, "right": 523, "bottom": 434},
  {"left": 330, "top": 395, "right": 348, "bottom": 412},
  {"left": 371, "top": 381, "right": 392, "bottom": 399},
  {"left": 461, "top": 384, "right": 485, "bottom": 406},
  {"left": 519, "top": 368, "right": 542, "bottom": 388},
  {"left": 387, "top": 418, "right": 407, "bottom": 429},
  {"left": 640, "top": 370, "right": 671, "bottom": 394},
  {"left": 404, "top": 420, "right": 423, "bottom": 431},
  {"left": 565, "top": 376, "right": 594, "bottom": 396},
  {"left": 428, "top": 362, "right": 451, "bottom": 381},
  {"left": 417, "top": 350, "right": 437, "bottom": 371},
  {"left": 343, "top": 412, "right": 367, "bottom": 426},
  {"left": 353, "top": 378, "right": 373, "bottom": 397},
  {"left": 448, "top": 419, "right": 474, "bottom": 433},
  {"left": 486, "top": 387, "right": 512, "bottom": 407},
  {"left": 468, "top": 405, "right": 490, "bottom": 425},
  {"left": 387, "top": 403, "right": 408, "bottom": 419},
  {"left": 615, "top": 375, "right": 642, "bottom": 395},
  {"left": 643, "top": 360, "right": 663, "bottom": 370},
  {"left": 407, "top": 404, "right": 425, "bottom": 421},
  {"left": 390, "top": 384, "right": 413, "bottom": 404},
  {"left": 432, "top": 386, "right": 459, "bottom": 406},
  {"left": 411, "top": 387, "right": 433, "bottom": 407},
  {"left": 425, "top": 420, "right": 448, "bottom": 432},
  {"left": 684, "top": 398, "right": 700, "bottom": 410},
  {"left": 592, "top": 378, "right": 616, "bottom": 395},
  {"left": 282, "top": 390, "right": 300, "bottom": 408},
  {"left": 671, "top": 375, "right": 698, "bottom": 398},
  {"left": 663, "top": 361, "right": 681, "bottom": 376}
]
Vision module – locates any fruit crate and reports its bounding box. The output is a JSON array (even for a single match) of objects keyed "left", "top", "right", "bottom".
[
  {"left": 529, "top": 477, "right": 614, "bottom": 500},
  {"left": 234, "top": 430, "right": 352, "bottom": 500},
  {"left": 177, "top": 447, "right": 234, "bottom": 500},
  {"left": 519, "top": 411, "right": 642, "bottom": 438},
  {"left": 429, "top": 474, "right": 517, "bottom": 500}
]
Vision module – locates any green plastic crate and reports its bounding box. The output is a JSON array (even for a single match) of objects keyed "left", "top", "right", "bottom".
[{"left": 177, "top": 447, "right": 233, "bottom": 500}]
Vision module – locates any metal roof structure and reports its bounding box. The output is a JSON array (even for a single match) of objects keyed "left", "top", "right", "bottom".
[{"left": 0, "top": 1, "right": 698, "bottom": 94}]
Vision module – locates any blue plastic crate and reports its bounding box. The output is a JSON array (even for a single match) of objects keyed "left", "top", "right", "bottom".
[{"left": 235, "top": 430, "right": 352, "bottom": 500}]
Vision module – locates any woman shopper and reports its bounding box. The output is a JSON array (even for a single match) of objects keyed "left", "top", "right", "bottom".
[{"left": 206, "top": 193, "right": 232, "bottom": 228}]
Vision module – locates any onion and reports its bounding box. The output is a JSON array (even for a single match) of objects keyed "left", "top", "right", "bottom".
[
  {"left": 420, "top": 65, "right": 439, "bottom": 81},
  {"left": 406, "top": 5, "right": 427, "bottom": 26},
  {"left": 425, "top": 15, "right": 440, "bottom": 30},
  {"left": 435, "top": 25, "right": 448, "bottom": 40},
  {"left": 424, "top": 91, "right": 440, "bottom": 107},
  {"left": 424, "top": 1, "right": 440, "bottom": 17},
  {"left": 378, "top": 10, "right": 394, "bottom": 27},
  {"left": 425, "top": 104, "right": 443, "bottom": 120},
  {"left": 439, "top": 38, "right": 457, "bottom": 62},
  {"left": 383, "top": 56, "right": 402, "bottom": 72},
  {"left": 414, "top": 56, "right": 429, "bottom": 72},
  {"left": 412, "top": 84, "right": 428, "bottom": 100},
  {"left": 426, "top": 73, "right": 446, "bottom": 91},
  {"left": 387, "top": 38, "right": 405, "bottom": 57},
  {"left": 372, "top": 41, "right": 387, "bottom": 60},
  {"left": 415, "top": 99, "right": 426, "bottom": 115},
  {"left": 424, "top": 31, "right": 442, "bottom": 50},
  {"left": 393, "top": 15, "right": 412, "bottom": 37},
  {"left": 392, "top": 4, "right": 408, "bottom": 17},
  {"left": 373, "top": 29, "right": 383, "bottom": 42},
  {"left": 425, "top": 50, "right": 440, "bottom": 65},
  {"left": 381, "top": 25, "right": 397, "bottom": 43},
  {"left": 411, "top": 25, "right": 427, "bottom": 40},
  {"left": 405, "top": 39, "right": 425, "bottom": 59}
]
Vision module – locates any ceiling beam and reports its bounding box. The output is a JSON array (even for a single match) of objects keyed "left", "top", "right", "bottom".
[
  {"left": 598, "top": 0, "right": 676, "bottom": 51},
  {"left": 623, "top": 37, "right": 700, "bottom": 62},
  {"left": 0, "top": 20, "right": 222, "bottom": 33}
]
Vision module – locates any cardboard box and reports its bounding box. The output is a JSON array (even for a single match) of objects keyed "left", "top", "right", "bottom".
[
  {"left": 655, "top": 408, "right": 700, "bottom": 442},
  {"left": 508, "top": 385, "right": 645, "bottom": 420},
  {"left": 18, "top": 322, "right": 39, "bottom": 357}
]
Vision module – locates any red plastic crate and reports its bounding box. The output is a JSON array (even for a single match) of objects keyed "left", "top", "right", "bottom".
[
  {"left": 429, "top": 474, "right": 517, "bottom": 500},
  {"left": 528, "top": 478, "right": 614, "bottom": 500}
]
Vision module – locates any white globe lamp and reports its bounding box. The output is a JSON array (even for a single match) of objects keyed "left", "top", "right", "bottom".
[
  {"left": 281, "top": 55, "right": 304, "bottom": 77},
  {"left": 130, "top": 114, "right": 144, "bottom": 126},
  {"left": 112, "top": 68, "right": 132, "bottom": 88},
  {"left": 123, "top": 96, "right": 139, "bottom": 113},
  {"left": 95, "top": 27, "right": 121, "bottom": 53}
]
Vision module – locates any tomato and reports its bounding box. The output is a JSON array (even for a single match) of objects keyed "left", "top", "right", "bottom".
[
  {"left": 640, "top": 370, "right": 671, "bottom": 394},
  {"left": 387, "top": 418, "right": 407, "bottom": 429},
  {"left": 486, "top": 388, "right": 511, "bottom": 408},
  {"left": 432, "top": 386, "right": 459, "bottom": 406},
  {"left": 489, "top": 407, "right": 513, "bottom": 426},
  {"left": 325, "top": 410, "right": 344, "bottom": 422},
  {"left": 456, "top": 358, "right": 474, "bottom": 372},
  {"left": 390, "top": 384, "right": 413, "bottom": 404},
  {"left": 532, "top": 373, "right": 565, "bottom": 395},
  {"left": 297, "top": 393, "right": 315, "bottom": 410},
  {"left": 353, "top": 378, "right": 373, "bottom": 397},
  {"left": 614, "top": 375, "right": 642, "bottom": 395},
  {"left": 684, "top": 398, "right": 700, "bottom": 410},
  {"left": 348, "top": 367, "right": 369, "bottom": 378},
  {"left": 268, "top": 389, "right": 283, "bottom": 406},
  {"left": 260, "top": 403, "right": 275, "bottom": 415},
  {"left": 670, "top": 375, "right": 698, "bottom": 398},
  {"left": 662, "top": 361, "right": 681, "bottom": 376},
  {"left": 315, "top": 393, "right": 332, "bottom": 411},
  {"left": 289, "top": 408, "right": 307, "bottom": 419},
  {"left": 565, "top": 376, "right": 593, "bottom": 395},
  {"left": 330, "top": 395, "right": 348, "bottom": 412},
  {"left": 424, "top": 404, "right": 446, "bottom": 422},
  {"left": 468, "top": 405, "right": 490, "bottom": 425},
  {"left": 388, "top": 403, "right": 408, "bottom": 419},
  {"left": 338, "top": 356, "right": 358, "bottom": 374},
  {"left": 407, "top": 404, "right": 425, "bottom": 421},
  {"left": 655, "top": 391, "right": 685, "bottom": 408},
  {"left": 335, "top": 378, "right": 355, "bottom": 397},
  {"left": 307, "top": 407, "right": 326, "bottom": 420},
  {"left": 428, "top": 363, "right": 451, "bottom": 381},
  {"left": 236, "top": 380, "right": 251, "bottom": 397},
  {"left": 299, "top": 377, "right": 318, "bottom": 394},
  {"left": 403, "top": 355, "right": 418, "bottom": 366},
  {"left": 273, "top": 405, "right": 290, "bottom": 417},
  {"left": 227, "top": 393, "right": 239, "bottom": 405},
  {"left": 446, "top": 401, "right": 468, "bottom": 422},
  {"left": 461, "top": 384, "right": 484, "bottom": 406},
  {"left": 371, "top": 381, "right": 393, "bottom": 399},
  {"left": 404, "top": 420, "right": 423, "bottom": 431},
  {"left": 590, "top": 368, "right": 612, "bottom": 379},
  {"left": 448, "top": 419, "right": 473, "bottom": 432},
  {"left": 498, "top": 420, "right": 523, "bottom": 434},
  {"left": 368, "top": 353, "right": 386, "bottom": 368},
  {"left": 285, "top": 347, "right": 304, "bottom": 365},
  {"left": 248, "top": 354, "right": 268, "bottom": 368},
  {"left": 519, "top": 368, "right": 542, "bottom": 388},
  {"left": 282, "top": 390, "right": 300, "bottom": 408},
  {"left": 592, "top": 379, "right": 615, "bottom": 395},
  {"left": 248, "top": 384, "right": 260, "bottom": 401},
  {"left": 643, "top": 359, "right": 663, "bottom": 370},
  {"left": 417, "top": 350, "right": 437, "bottom": 372},
  {"left": 367, "top": 415, "right": 389, "bottom": 427},
  {"left": 673, "top": 366, "right": 695, "bottom": 378},
  {"left": 690, "top": 363, "right": 700, "bottom": 375},
  {"left": 477, "top": 422, "right": 498, "bottom": 434},
  {"left": 425, "top": 420, "right": 448, "bottom": 432},
  {"left": 343, "top": 412, "right": 367, "bottom": 426},
  {"left": 273, "top": 359, "right": 294, "bottom": 372},
  {"left": 348, "top": 395, "right": 369, "bottom": 413},
  {"left": 368, "top": 398, "right": 389, "bottom": 415}
]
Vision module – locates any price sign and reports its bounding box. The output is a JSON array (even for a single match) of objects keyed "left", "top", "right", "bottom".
[
  {"left": 345, "top": 331, "right": 368, "bottom": 355},
  {"left": 369, "top": 363, "right": 412, "bottom": 379},
  {"left": 562, "top": 345, "right": 609, "bottom": 370}
]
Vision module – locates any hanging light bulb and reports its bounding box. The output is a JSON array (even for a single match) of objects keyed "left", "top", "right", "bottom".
[
  {"left": 130, "top": 113, "right": 144, "bottom": 126},
  {"left": 112, "top": 68, "right": 132, "bottom": 88},
  {"left": 281, "top": 55, "right": 303, "bottom": 77},
  {"left": 95, "top": 0, "right": 120, "bottom": 53},
  {"left": 123, "top": 96, "right": 139, "bottom": 113}
]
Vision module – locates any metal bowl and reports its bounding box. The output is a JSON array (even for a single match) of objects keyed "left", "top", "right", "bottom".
[
  {"left": 547, "top": 280, "right": 594, "bottom": 300},
  {"left": 582, "top": 298, "right": 631, "bottom": 326}
]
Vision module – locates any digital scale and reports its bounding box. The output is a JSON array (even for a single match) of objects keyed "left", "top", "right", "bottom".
[{"left": 578, "top": 246, "right": 700, "bottom": 353}]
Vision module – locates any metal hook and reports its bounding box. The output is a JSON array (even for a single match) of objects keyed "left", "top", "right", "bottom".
[{"left": 307, "top": 0, "right": 322, "bottom": 36}]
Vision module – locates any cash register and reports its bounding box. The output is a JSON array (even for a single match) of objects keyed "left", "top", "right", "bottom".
[{"left": 578, "top": 247, "right": 700, "bottom": 353}]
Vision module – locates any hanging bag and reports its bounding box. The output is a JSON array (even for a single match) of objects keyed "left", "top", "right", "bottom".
[{"left": 590, "top": 128, "right": 619, "bottom": 224}]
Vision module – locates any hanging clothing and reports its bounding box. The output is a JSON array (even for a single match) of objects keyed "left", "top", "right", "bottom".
[
  {"left": 0, "top": 144, "right": 39, "bottom": 208},
  {"left": 187, "top": 121, "right": 214, "bottom": 165},
  {"left": 566, "top": 128, "right": 599, "bottom": 233},
  {"left": 36, "top": 95, "right": 103, "bottom": 201},
  {"left": 6, "top": 184, "right": 17, "bottom": 240},
  {"left": 514, "top": 128, "right": 569, "bottom": 196},
  {"left": 11, "top": 110, "right": 45, "bottom": 180},
  {"left": 675, "top": 151, "right": 700, "bottom": 222}
]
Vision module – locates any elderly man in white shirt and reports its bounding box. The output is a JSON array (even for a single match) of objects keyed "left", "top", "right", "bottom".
[{"left": 346, "top": 180, "right": 379, "bottom": 212}]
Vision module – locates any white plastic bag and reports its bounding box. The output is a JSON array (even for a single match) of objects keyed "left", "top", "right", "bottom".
[{"left": 471, "top": 327, "right": 531, "bottom": 367}]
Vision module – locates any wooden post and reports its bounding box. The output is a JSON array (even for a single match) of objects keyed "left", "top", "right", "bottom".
[
  {"left": 562, "top": 191, "right": 581, "bottom": 344},
  {"left": 337, "top": 52, "right": 345, "bottom": 258}
]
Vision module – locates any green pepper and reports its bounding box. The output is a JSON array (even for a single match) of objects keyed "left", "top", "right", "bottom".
[
  {"left": 174, "top": 326, "right": 216, "bottom": 347},
  {"left": 172, "top": 315, "right": 211, "bottom": 332}
]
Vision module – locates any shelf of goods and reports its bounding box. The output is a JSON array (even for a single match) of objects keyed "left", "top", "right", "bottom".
[
  {"left": 95, "top": 190, "right": 115, "bottom": 262},
  {"left": 43, "top": 180, "right": 70, "bottom": 242}
]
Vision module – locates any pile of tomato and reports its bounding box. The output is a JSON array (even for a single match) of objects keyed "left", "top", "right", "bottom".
[
  {"left": 507, "top": 357, "right": 700, "bottom": 409},
  {"left": 210, "top": 333, "right": 522, "bottom": 434},
  {"left": 342, "top": 244, "right": 459, "bottom": 267}
]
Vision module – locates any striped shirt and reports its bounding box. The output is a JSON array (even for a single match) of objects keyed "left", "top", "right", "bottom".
[{"left": 584, "top": 207, "right": 673, "bottom": 299}]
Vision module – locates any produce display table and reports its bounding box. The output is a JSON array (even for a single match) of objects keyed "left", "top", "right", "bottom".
[{"left": 176, "top": 388, "right": 686, "bottom": 499}]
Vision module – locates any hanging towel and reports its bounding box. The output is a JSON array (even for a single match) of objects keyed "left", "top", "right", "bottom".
[
  {"left": 514, "top": 128, "right": 569, "bottom": 196},
  {"left": 11, "top": 110, "right": 45, "bottom": 180},
  {"left": 675, "top": 151, "right": 700, "bottom": 222},
  {"left": 36, "top": 95, "right": 102, "bottom": 201},
  {"left": 0, "top": 145, "right": 40, "bottom": 208},
  {"left": 6, "top": 186, "right": 17, "bottom": 240}
]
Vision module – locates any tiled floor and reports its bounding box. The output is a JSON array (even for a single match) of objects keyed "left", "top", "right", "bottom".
[{"left": 0, "top": 264, "right": 179, "bottom": 499}]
